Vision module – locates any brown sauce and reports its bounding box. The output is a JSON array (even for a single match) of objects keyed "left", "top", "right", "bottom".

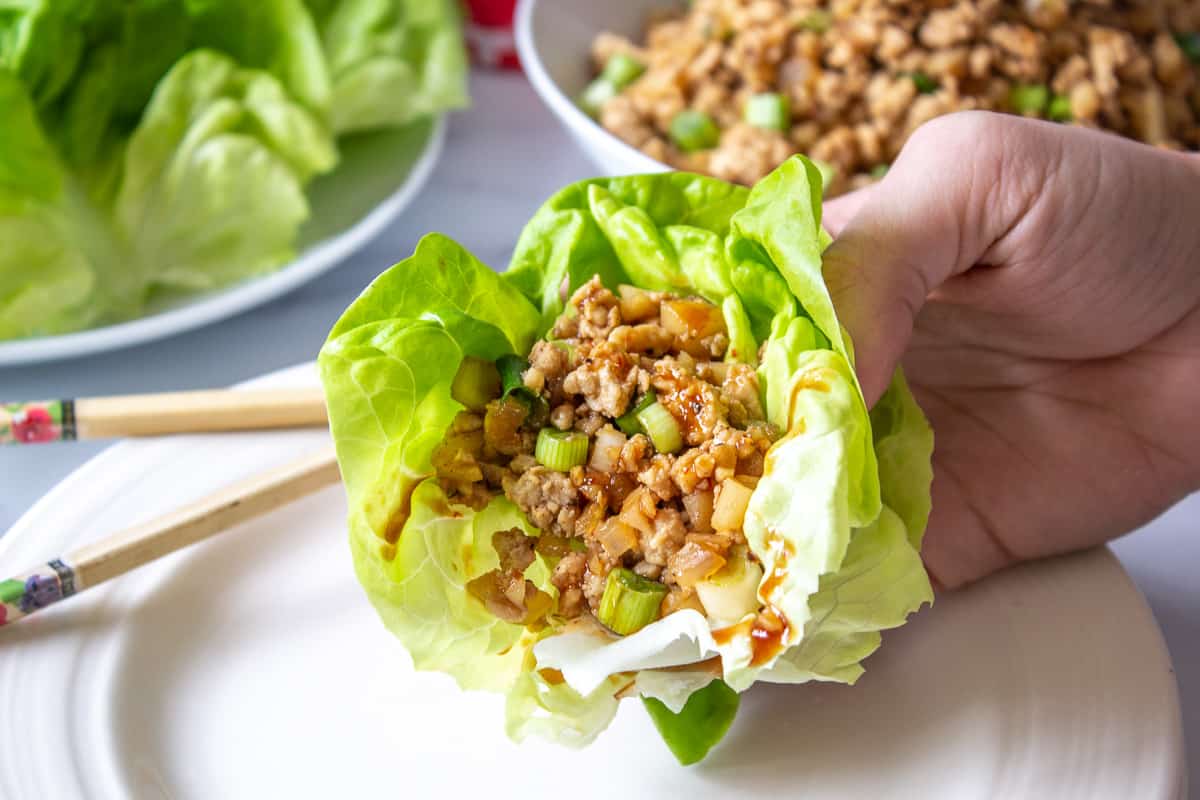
[
  {"left": 758, "top": 531, "right": 795, "bottom": 600},
  {"left": 427, "top": 495, "right": 463, "bottom": 519},
  {"left": 661, "top": 381, "right": 712, "bottom": 441},
  {"left": 711, "top": 609, "right": 792, "bottom": 668},
  {"left": 749, "top": 605, "right": 791, "bottom": 667},
  {"left": 381, "top": 474, "right": 429, "bottom": 552},
  {"left": 711, "top": 618, "right": 753, "bottom": 646},
  {"left": 539, "top": 668, "right": 566, "bottom": 685},
  {"left": 711, "top": 529, "right": 794, "bottom": 667}
]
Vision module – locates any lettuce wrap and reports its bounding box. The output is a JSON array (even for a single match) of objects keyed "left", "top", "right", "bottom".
[{"left": 318, "top": 156, "right": 934, "bottom": 764}]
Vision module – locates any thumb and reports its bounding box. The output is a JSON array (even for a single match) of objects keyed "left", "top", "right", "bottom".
[{"left": 821, "top": 112, "right": 1029, "bottom": 405}]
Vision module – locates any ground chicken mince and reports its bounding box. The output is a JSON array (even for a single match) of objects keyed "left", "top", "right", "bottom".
[
  {"left": 431, "top": 277, "right": 779, "bottom": 633},
  {"left": 586, "top": 0, "right": 1200, "bottom": 194}
]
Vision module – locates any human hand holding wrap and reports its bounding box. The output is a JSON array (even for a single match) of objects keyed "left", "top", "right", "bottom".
[{"left": 822, "top": 112, "right": 1200, "bottom": 589}]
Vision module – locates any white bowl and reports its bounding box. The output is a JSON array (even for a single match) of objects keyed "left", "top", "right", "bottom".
[{"left": 515, "top": 0, "right": 673, "bottom": 176}]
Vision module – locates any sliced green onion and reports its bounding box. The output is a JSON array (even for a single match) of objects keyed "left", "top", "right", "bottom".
[
  {"left": 744, "top": 92, "right": 790, "bottom": 132},
  {"left": 616, "top": 391, "right": 657, "bottom": 435},
  {"left": 1175, "top": 32, "right": 1200, "bottom": 64},
  {"left": 569, "top": 537, "right": 588, "bottom": 553},
  {"left": 910, "top": 71, "right": 938, "bottom": 94},
  {"left": 1010, "top": 83, "right": 1049, "bottom": 116},
  {"left": 1047, "top": 93, "right": 1072, "bottom": 122},
  {"left": 870, "top": 163, "right": 890, "bottom": 179},
  {"left": 496, "top": 354, "right": 528, "bottom": 396},
  {"left": 637, "top": 401, "right": 683, "bottom": 454},
  {"left": 669, "top": 110, "right": 720, "bottom": 152},
  {"left": 598, "top": 568, "right": 668, "bottom": 635},
  {"left": 601, "top": 53, "right": 645, "bottom": 89},
  {"left": 495, "top": 354, "right": 549, "bottom": 427},
  {"left": 579, "top": 78, "right": 617, "bottom": 117},
  {"left": 535, "top": 428, "right": 589, "bottom": 471},
  {"left": 527, "top": 395, "right": 551, "bottom": 429},
  {"left": 451, "top": 357, "right": 501, "bottom": 411},
  {"left": 796, "top": 10, "right": 831, "bottom": 33}
]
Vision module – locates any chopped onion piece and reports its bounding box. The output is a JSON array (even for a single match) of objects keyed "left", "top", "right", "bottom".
[
  {"left": 696, "top": 548, "right": 764, "bottom": 626},
  {"left": 595, "top": 517, "right": 639, "bottom": 559},
  {"left": 668, "top": 541, "right": 727, "bottom": 588},
  {"left": 681, "top": 490, "right": 714, "bottom": 532},
  {"left": 590, "top": 426, "right": 627, "bottom": 472},
  {"left": 712, "top": 478, "right": 753, "bottom": 531}
]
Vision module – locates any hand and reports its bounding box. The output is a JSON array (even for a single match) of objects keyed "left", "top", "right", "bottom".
[{"left": 821, "top": 112, "right": 1200, "bottom": 589}]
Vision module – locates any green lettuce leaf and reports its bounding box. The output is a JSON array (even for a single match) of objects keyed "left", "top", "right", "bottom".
[
  {"left": 185, "top": 0, "right": 331, "bottom": 113},
  {"left": 0, "top": 0, "right": 468, "bottom": 342},
  {"left": 762, "top": 505, "right": 932, "bottom": 685},
  {"left": 306, "top": 0, "right": 469, "bottom": 135},
  {"left": 319, "top": 156, "right": 934, "bottom": 761},
  {"left": 642, "top": 679, "right": 740, "bottom": 765},
  {"left": 871, "top": 369, "right": 935, "bottom": 547},
  {"left": 319, "top": 232, "right": 541, "bottom": 618},
  {"left": 0, "top": 69, "right": 118, "bottom": 339},
  {"left": 114, "top": 49, "right": 337, "bottom": 293},
  {"left": 507, "top": 661, "right": 624, "bottom": 748},
  {"left": 0, "top": 0, "right": 93, "bottom": 109}
]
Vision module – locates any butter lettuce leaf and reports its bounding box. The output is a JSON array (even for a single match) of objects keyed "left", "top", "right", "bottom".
[
  {"left": 0, "top": 0, "right": 92, "bottom": 109},
  {"left": 114, "top": 50, "right": 336, "bottom": 293},
  {"left": 185, "top": 0, "right": 331, "bottom": 113},
  {"left": 306, "top": 0, "right": 468, "bottom": 135},
  {"left": 0, "top": 69, "right": 118, "bottom": 338},
  {"left": 642, "top": 678, "right": 740, "bottom": 766},
  {"left": 0, "top": 0, "right": 468, "bottom": 341},
  {"left": 320, "top": 156, "right": 934, "bottom": 763}
]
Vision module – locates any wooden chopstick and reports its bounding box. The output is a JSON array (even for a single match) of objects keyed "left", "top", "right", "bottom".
[
  {"left": 2, "top": 388, "right": 328, "bottom": 445},
  {"left": 0, "top": 446, "right": 340, "bottom": 628}
]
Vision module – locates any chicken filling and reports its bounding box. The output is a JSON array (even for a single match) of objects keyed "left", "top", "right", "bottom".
[{"left": 431, "top": 277, "right": 778, "bottom": 635}]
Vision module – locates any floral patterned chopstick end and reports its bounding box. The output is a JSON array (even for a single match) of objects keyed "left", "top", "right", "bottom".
[
  {"left": 1, "top": 400, "right": 76, "bottom": 445},
  {"left": 0, "top": 560, "right": 78, "bottom": 626}
]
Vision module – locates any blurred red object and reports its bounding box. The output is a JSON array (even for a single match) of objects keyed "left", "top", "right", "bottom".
[{"left": 463, "top": 0, "right": 520, "bottom": 70}]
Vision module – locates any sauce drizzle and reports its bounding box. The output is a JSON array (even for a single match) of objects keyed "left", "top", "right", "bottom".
[
  {"left": 759, "top": 531, "right": 795, "bottom": 600},
  {"left": 749, "top": 605, "right": 790, "bottom": 667},
  {"left": 711, "top": 531, "right": 795, "bottom": 667}
]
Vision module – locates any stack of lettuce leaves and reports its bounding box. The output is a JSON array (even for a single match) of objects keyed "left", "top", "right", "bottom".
[
  {"left": 0, "top": 0, "right": 467, "bottom": 341},
  {"left": 318, "top": 156, "right": 934, "bottom": 764}
]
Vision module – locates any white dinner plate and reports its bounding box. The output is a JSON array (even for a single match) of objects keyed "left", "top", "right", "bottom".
[
  {"left": 0, "top": 118, "right": 445, "bottom": 368},
  {"left": 0, "top": 365, "right": 1185, "bottom": 798}
]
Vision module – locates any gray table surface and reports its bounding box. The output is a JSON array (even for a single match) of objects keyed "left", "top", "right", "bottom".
[{"left": 1, "top": 71, "right": 1196, "bottom": 792}]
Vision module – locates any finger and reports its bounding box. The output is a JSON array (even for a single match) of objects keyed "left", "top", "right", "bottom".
[
  {"left": 822, "top": 183, "right": 877, "bottom": 237},
  {"left": 822, "top": 112, "right": 1039, "bottom": 405}
]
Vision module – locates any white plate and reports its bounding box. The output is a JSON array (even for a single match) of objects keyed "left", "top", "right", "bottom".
[
  {"left": 516, "top": 0, "right": 672, "bottom": 177},
  {"left": 0, "top": 365, "right": 1185, "bottom": 798},
  {"left": 0, "top": 118, "right": 445, "bottom": 368}
]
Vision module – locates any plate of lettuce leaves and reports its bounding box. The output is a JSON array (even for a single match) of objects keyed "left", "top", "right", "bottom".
[
  {"left": 0, "top": 0, "right": 467, "bottom": 366},
  {"left": 0, "top": 158, "right": 1183, "bottom": 797}
]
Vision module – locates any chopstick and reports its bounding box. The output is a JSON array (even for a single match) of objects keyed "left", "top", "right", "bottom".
[
  {"left": 0, "top": 446, "right": 340, "bottom": 628},
  {"left": 2, "top": 388, "right": 328, "bottom": 445}
]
